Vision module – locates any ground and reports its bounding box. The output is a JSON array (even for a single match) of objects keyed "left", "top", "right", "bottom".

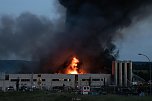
[{"left": 0, "top": 91, "right": 152, "bottom": 101}]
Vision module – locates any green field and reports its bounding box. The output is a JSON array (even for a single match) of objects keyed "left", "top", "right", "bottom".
[{"left": 0, "top": 91, "right": 152, "bottom": 101}]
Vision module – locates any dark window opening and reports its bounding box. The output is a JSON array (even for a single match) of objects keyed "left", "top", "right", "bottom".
[
  {"left": 82, "top": 79, "right": 90, "bottom": 81},
  {"left": 38, "top": 74, "right": 41, "bottom": 77},
  {"left": 33, "top": 79, "right": 37, "bottom": 81},
  {"left": 75, "top": 75, "right": 78, "bottom": 82},
  {"left": 21, "top": 79, "right": 30, "bottom": 82},
  {"left": 52, "top": 79, "right": 59, "bottom": 81},
  {"left": 42, "top": 79, "right": 45, "bottom": 81},
  {"left": 5, "top": 75, "right": 9, "bottom": 80},
  {"left": 64, "top": 79, "right": 71, "bottom": 81},
  {"left": 64, "top": 79, "right": 67, "bottom": 81},
  {"left": 92, "top": 79, "right": 100, "bottom": 81},
  {"left": 11, "top": 79, "right": 18, "bottom": 82}
]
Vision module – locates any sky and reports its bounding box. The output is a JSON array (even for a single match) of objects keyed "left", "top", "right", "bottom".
[
  {"left": 0, "top": 0, "right": 152, "bottom": 62},
  {"left": 116, "top": 14, "right": 152, "bottom": 61},
  {"left": 0, "top": 0, "right": 58, "bottom": 19}
]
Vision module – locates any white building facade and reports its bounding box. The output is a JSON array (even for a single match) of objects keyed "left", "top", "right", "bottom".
[{"left": 0, "top": 73, "right": 111, "bottom": 91}]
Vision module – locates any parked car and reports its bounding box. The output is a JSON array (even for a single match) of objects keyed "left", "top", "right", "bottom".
[
  {"left": 6, "top": 86, "right": 15, "bottom": 91},
  {"left": 52, "top": 86, "right": 64, "bottom": 92},
  {"left": 19, "top": 86, "right": 30, "bottom": 91},
  {"left": 90, "top": 87, "right": 107, "bottom": 95},
  {"left": 81, "top": 86, "right": 90, "bottom": 95}
]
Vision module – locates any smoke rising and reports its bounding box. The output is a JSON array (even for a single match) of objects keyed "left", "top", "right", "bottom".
[
  {"left": 0, "top": 12, "right": 59, "bottom": 61},
  {"left": 0, "top": 0, "right": 152, "bottom": 73},
  {"left": 46, "top": 0, "right": 152, "bottom": 73}
]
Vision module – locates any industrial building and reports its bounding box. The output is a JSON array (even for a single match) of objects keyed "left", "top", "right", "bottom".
[
  {"left": 0, "top": 73, "right": 111, "bottom": 91},
  {"left": 0, "top": 60, "right": 135, "bottom": 92}
]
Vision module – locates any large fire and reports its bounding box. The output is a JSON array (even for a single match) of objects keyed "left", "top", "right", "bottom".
[{"left": 65, "top": 57, "right": 85, "bottom": 74}]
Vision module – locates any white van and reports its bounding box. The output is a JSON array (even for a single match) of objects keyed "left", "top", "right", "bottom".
[{"left": 81, "top": 86, "right": 90, "bottom": 95}]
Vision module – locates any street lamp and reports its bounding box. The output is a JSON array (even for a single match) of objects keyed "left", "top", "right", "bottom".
[{"left": 138, "top": 53, "right": 151, "bottom": 95}]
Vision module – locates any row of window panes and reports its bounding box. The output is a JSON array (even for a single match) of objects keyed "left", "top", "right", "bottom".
[
  {"left": 5, "top": 74, "right": 44, "bottom": 80},
  {"left": 10, "top": 79, "right": 45, "bottom": 82},
  {"left": 82, "top": 79, "right": 104, "bottom": 81},
  {"left": 10, "top": 79, "right": 71, "bottom": 82},
  {"left": 52, "top": 79, "right": 71, "bottom": 81}
]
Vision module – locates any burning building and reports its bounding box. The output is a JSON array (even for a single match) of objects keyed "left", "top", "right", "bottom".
[
  {"left": 0, "top": 73, "right": 111, "bottom": 92},
  {"left": 58, "top": 57, "right": 85, "bottom": 74},
  {"left": 0, "top": 60, "right": 134, "bottom": 92},
  {"left": 0, "top": 0, "right": 152, "bottom": 92},
  {"left": 0, "top": 0, "right": 152, "bottom": 74},
  {"left": 42, "top": 0, "right": 152, "bottom": 74}
]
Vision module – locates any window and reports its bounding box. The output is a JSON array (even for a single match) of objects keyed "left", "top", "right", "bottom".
[
  {"left": 42, "top": 79, "right": 45, "bottom": 81},
  {"left": 21, "top": 79, "right": 30, "bottom": 82},
  {"left": 11, "top": 79, "right": 18, "bottom": 82},
  {"left": 52, "top": 79, "right": 59, "bottom": 81},
  {"left": 38, "top": 74, "right": 41, "bottom": 77},
  {"left": 64, "top": 79, "right": 67, "bottom": 81},
  {"left": 75, "top": 75, "right": 78, "bottom": 81},
  {"left": 33, "top": 79, "right": 37, "bottom": 81},
  {"left": 92, "top": 79, "right": 100, "bottom": 81},
  {"left": 82, "top": 79, "right": 89, "bottom": 81},
  {"left": 5, "top": 75, "right": 9, "bottom": 80},
  {"left": 64, "top": 79, "right": 71, "bottom": 81}
]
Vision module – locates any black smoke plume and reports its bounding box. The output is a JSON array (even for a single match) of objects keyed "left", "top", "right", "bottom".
[
  {"left": 42, "top": 0, "right": 152, "bottom": 73},
  {"left": 0, "top": 0, "right": 152, "bottom": 73},
  {"left": 0, "top": 12, "right": 57, "bottom": 73}
]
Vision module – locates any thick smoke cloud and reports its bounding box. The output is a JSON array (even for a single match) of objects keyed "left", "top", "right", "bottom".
[
  {"left": 0, "top": 12, "right": 55, "bottom": 60},
  {"left": 0, "top": 0, "right": 152, "bottom": 73},
  {"left": 44, "top": 0, "right": 152, "bottom": 73},
  {"left": 0, "top": 11, "right": 65, "bottom": 73}
]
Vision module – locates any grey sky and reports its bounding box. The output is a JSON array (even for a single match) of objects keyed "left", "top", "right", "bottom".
[
  {"left": 0, "top": 0, "right": 58, "bottom": 19},
  {"left": 0, "top": 0, "right": 152, "bottom": 61},
  {"left": 116, "top": 14, "right": 152, "bottom": 61}
]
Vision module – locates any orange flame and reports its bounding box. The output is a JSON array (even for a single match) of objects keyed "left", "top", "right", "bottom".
[{"left": 66, "top": 57, "right": 79, "bottom": 74}]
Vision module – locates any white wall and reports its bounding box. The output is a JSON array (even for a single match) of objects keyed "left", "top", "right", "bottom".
[{"left": 0, "top": 73, "right": 111, "bottom": 91}]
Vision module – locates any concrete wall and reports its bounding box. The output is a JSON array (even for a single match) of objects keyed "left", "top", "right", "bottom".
[
  {"left": 78, "top": 74, "right": 111, "bottom": 87},
  {"left": 0, "top": 73, "right": 111, "bottom": 91}
]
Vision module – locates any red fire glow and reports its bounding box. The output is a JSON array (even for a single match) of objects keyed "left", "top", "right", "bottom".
[{"left": 65, "top": 57, "right": 85, "bottom": 74}]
